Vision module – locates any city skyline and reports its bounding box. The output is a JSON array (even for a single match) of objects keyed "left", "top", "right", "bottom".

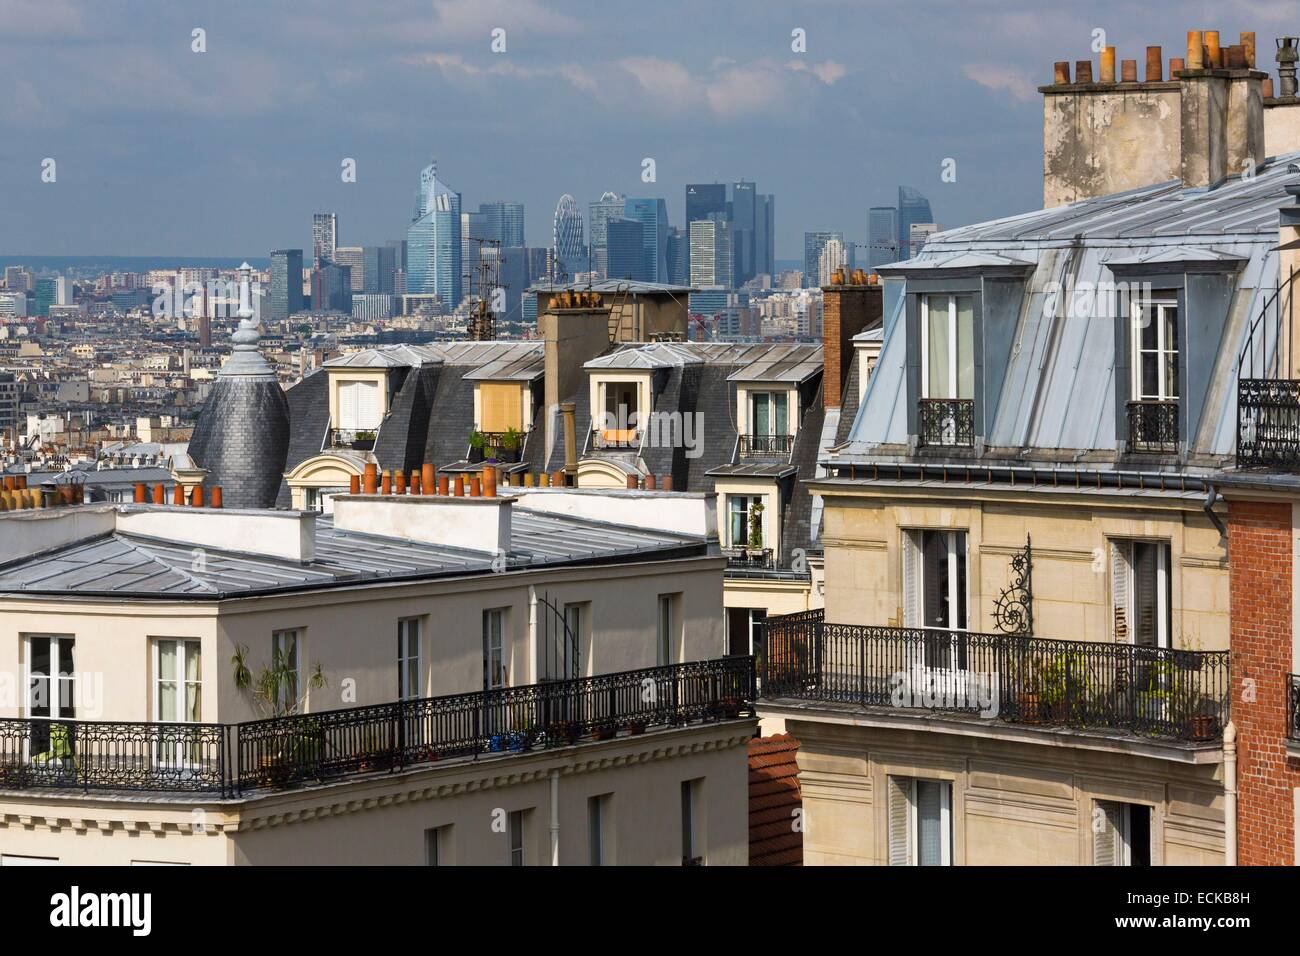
[{"left": 4, "top": 2, "right": 1284, "bottom": 260}]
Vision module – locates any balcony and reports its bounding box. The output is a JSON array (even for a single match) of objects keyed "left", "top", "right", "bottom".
[
  {"left": 327, "top": 428, "right": 377, "bottom": 452},
  {"left": 1126, "top": 400, "right": 1179, "bottom": 454},
  {"left": 468, "top": 430, "right": 525, "bottom": 464},
  {"left": 723, "top": 546, "right": 774, "bottom": 570},
  {"left": 1289, "top": 674, "right": 1300, "bottom": 743},
  {"left": 918, "top": 398, "right": 974, "bottom": 448},
  {"left": 762, "top": 611, "right": 1229, "bottom": 741},
  {"left": 0, "top": 657, "right": 755, "bottom": 798},
  {"left": 1238, "top": 379, "right": 1300, "bottom": 469},
  {"left": 739, "top": 434, "right": 794, "bottom": 458},
  {"left": 591, "top": 427, "right": 641, "bottom": 451}
]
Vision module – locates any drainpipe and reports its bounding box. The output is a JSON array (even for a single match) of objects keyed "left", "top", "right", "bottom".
[
  {"left": 1224, "top": 721, "right": 1238, "bottom": 866},
  {"left": 549, "top": 768, "right": 560, "bottom": 866},
  {"left": 528, "top": 585, "right": 538, "bottom": 684},
  {"left": 1204, "top": 483, "right": 1227, "bottom": 540}
]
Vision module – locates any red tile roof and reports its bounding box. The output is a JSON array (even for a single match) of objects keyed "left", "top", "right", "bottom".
[{"left": 749, "top": 733, "right": 802, "bottom": 866}]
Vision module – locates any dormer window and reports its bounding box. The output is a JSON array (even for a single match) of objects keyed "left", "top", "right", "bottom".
[
  {"left": 743, "top": 391, "right": 791, "bottom": 456},
  {"left": 1127, "top": 299, "right": 1179, "bottom": 453},
  {"left": 332, "top": 378, "right": 382, "bottom": 450},
  {"left": 919, "top": 294, "right": 974, "bottom": 446}
]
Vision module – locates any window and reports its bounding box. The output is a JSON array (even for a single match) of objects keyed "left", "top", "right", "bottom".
[
  {"left": 657, "top": 594, "right": 678, "bottom": 666},
  {"left": 424, "top": 825, "right": 451, "bottom": 866},
  {"left": 1110, "top": 540, "right": 1171, "bottom": 648},
  {"left": 727, "top": 495, "right": 764, "bottom": 549},
  {"left": 483, "top": 609, "right": 507, "bottom": 689},
  {"left": 749, "top": 391, "right": 788, "bottom": 437},
  {"left": 921, "top": 294, "right": 974, "bottom": 400},
  {"left": 508, "top": 810, "right": 526, "bottom": 866},
  {"left": 588, "top": 794, "right": 611, "bottom": 866},
  {"left": 540, "top": 600, "right": 582, "bottom": 686},
  {"left": 727, "top": 607, "right": 767, "bottom": 657},
  {"left": 154, "top": 639, "right": 201, "bottom": 722},
  {"left": 271, "top": 629, "right": 301, "bottom": 709},
  {"left": 888, "top": 776, "right": 953, "bottom": 866},
  {"left": 337, "top": 379, "right": 381, "bottom": 430},
  {"left": 27, "top": 635, "right": 75, "bottom": 720},
  {"left": 681, "top": 779, "right": 703, "bottom": 865},
  {"left": 479, "top": 382, "right": 522, "bottom": 433},
  {"left": 902, "top": 530, "right": 968, "bottom": 668},
  {"left": 398, "top": 618, "right": 422, "bottom": 700},
  {"left": 1130, "top": 300, "right": 1179, "bottom": 403},
  {"left": 1094, "top": 800, "right": 1152, "bottom": 866}
]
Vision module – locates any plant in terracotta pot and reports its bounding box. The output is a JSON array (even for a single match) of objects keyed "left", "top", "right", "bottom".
[{"left": 232, "top": 643, "right": 328, "bottom": 786}]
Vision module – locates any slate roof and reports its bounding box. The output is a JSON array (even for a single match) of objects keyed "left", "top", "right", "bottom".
[
  {"left": 0, "top": 511, "right": 707, "bottom": 599},
  {"left": 749, "top": 733, "right": 802, "bottom": 866}
]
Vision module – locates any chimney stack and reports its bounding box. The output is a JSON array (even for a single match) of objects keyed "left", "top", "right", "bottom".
[{"left": 821, "top": 273, "right": 883, "bottom": 409}]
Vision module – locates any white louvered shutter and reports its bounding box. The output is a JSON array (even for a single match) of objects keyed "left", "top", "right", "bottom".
[
  {"left": 338, "top": 381, "right": 360, "bottom": 430},
  {"left": 887, "top": 776, "right": 914, "bottom": 866},
  {"left": 1093, "top": 800, "right": 1123, "bottom": 866},
  {"left": 902, "top": 531, "right": 922, "bottom": 627},
  {"left": 355, "top": 381, "right": 380, "bottom": 429},
  {"left": 1110, "top": 541, "right": 1132, "bottom": 644}
]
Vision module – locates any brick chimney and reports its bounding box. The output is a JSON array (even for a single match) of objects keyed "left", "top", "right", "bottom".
[
  {"left": 1042, "top": 29, "right": 1266, "bottom": 206},
  {"left": 821, "top": 269, "right": 882, "bottom": 409}
]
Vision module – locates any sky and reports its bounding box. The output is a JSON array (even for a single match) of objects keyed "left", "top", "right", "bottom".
[{"left": 0, "top": 0, "right": 1294, "bottom": 260}]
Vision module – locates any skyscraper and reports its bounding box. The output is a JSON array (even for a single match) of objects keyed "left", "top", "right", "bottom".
[
  {"left": 588, "top": 191, "right": 626, "bottom": 279},
  {"left": 479, "top": 201, "right": 525, "bottom": 248},
  {"left": 462, "top": 209, "right": 490, "bottom": 293},
  {"left": 606, "top": 219, "right": 648, "bottom": 282},
  {"left": 270, "top": 249, "right": 305, "bottom": 323},
  {"left": 552, "top": 194, "right": 586, "bottom": 280},
  {"left": 817, "top": 237, "right": 848, "bottom": 286},
  {"left": 312, "top": 213, "right": 338, "bottom": 263},
  {"left": 499, "top": 246, "right": 549, "bottom": 323},
  {"left": 897, "top": 186, "right": 934, "bottom": 259},
  {"left": 624, "top": 197, "right": 669, "bottom": 282},
  {"left": 685, "top": 184, "right": 728, "bottom": 227},
  {"left": 363, "top": 245, "right": 397, "bottom": 294},
  {"left": 689, "top": 219, "right": 733, "bottom": 288},
  {"left": 666, "top": 227, "right": 690, "bottom": 286},
  {"left": 867, "top": 206, "right": 899, "bottom": 270},
  {"left": 334, "top": 246, "right": 364, "bottom": 292},
  {"left": 803, "top": 232, "right": 843, "bottom": 287},
  {"left": 730, "top": 181, "right": 757, "bottom": 286},
  {"left": 757, "top": 193, "right": 775, "bottom": 279},
  {"left": 406, "top": 159, "right": 462, "bottom": 309}
]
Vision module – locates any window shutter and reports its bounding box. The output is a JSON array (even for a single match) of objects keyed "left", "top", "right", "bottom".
[
  {"left": 887, "top": 776, "right": 914, "bottom": 866},
  {"left": 1093, "top": 800, "right": 1123, "bottom": 866},
  {"left": 902, "top": 531, "right": 922, "bottom": 627},
  {"left": 355, "top": 381, "right": 380, "bottom": 430},
  {"left": 1110, "top": 541, "right": 1131, "bottom": 644},
  {"left": 480, "top": 383, "right": 521, "bottom": 433},
  {"left": 338, "top": 381, "right": 359, "bottom": 430}
]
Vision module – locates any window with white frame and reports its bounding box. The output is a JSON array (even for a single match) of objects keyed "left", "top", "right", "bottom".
[
  {"left": 271, "top": 629, "right": 302, "bottom": 709},
  {"left": 727, "top": 494, "right": 764, "bottom": 549},
  {"left": 920, "top": 294, "right": 974, "bottom": 401},
  {"left": 1093, "top": 800, "right": 1152, "bottom": 866},
  {"left": 681, "top": 778, "right": 703, "bottom": 865},
  {"left": 483, "top": 609, "right": 507, "bottom": 689},
  {"left": 1110, "top": 540, "right": 1171, "bottom": 648},
  {"left": 749, "top": 391, "right": 788, "bottom": 437},
  {"left": 398, "top": 618, "right": 422, "bottom": 700},
  {"left": 656, "top": 594, "right": 679, "bottom": 666},
  {"left": 588, "top": 794, "right": 611, "bottom": 866},
  {"left": 508, "top": 809, "right": 527, "bottom": 866},
  {"left": 26, "top": 635, "right": 76, "bottom": 720},
  {"left": 424, "top": 825, "right": 451, "bottom": 866},
  {"left": 887, "top": 776, "right": 953, "bottom": 866},
  {"left": 1130, "top": 299, "right": 1179, "bottom": 403},
  {"left": 154, "top": 639, "right": 201, "bottom": 723},
  {"left": 336, "top": 379, "right": 381, "bottom": 430}
]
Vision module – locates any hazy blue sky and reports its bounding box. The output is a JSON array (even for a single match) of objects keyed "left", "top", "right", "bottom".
[{"left": 0, "top": 0, "right": 1291, "bottom": 259}]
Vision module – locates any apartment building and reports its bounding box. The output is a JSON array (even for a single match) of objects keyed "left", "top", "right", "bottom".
[{"left": 761, "top": 28, "right": 1300, "bottom": 866}]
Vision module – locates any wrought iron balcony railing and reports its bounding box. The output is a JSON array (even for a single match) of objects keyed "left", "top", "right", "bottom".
[
  {"left": 762, "top": 610, "right": 1228, "bottom": 741},
  {"left": 1238, "top": 379, "right": 1300, "bottom": 469},
  {"left": 0, "top": 657, "right": 755, "bottom": 797},
  {"left": 739, "top": 434, "right": 794, "bottom": 457},
  {"left": 918, "top": 398, "right": 974, "bottom": 448},
  {"left": 1289, "top": 674, "right": 1300, "bottom": 742},
  {"left": 1126, "top": 400, "right": 1179, "bottom": 454},
  {"left": 326, "top": 428, "right": 377, "bottom": 452},
  {"left": 468, "top": 431, "right": 525, "bottom": 464},
  {"left": 723, "top": 547, "right": 774, "bottom": 570}
]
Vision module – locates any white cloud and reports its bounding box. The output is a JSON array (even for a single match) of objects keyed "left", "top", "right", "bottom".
[{"left": 963, "top": 63, "right": 1037, "bottom": 102}]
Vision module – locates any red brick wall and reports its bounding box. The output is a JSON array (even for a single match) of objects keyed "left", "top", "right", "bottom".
[
  {"left": 821, "top": 285, "right": 881, "bottom": 409},
  {"left": 1228, "top": 500, "right": 1299, "bottom": 866}
]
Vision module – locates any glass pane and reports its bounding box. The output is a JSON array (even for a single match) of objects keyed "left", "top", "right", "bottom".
[
  {"left": 185, "top": 682, "right": 200, "bottom": 723},
  {"left": 159, "top": 681, "right": 177, "bottom": 722},
  {"left": 1139, "top": 305, "right": 1158, "bottom": 350},
  {"left": 752, "top": 394, "right": 769, "bottom": 436},
  {"left": 1163, "top": 350, "right": 1178, "bottom": 399},
  {"left": 1140, "top": 354, "right": 1157, "bottom": 398},
  {"left": 185, "top": 643, "right": 201, "bottom": 683},
  {"left": 56, "top": 638, "right": 74, "bottom": 678},
  {"left": 956, "top": 296, "right": 974, "bottom": 399},
  {"left": 917, "top": 781, "right": 946, "bottom": 866},
  {"left": 774, "top": 392, "right": 788, "bottom": 434},
  {"left": 159, "top": 640, "right": 177, "bottom": 682},
  {"left": 925, "top": 296, "right": 951, "bottom": 398},
  {"left": 1162, "top": 306, "right": 1178, "bottom": 351}
]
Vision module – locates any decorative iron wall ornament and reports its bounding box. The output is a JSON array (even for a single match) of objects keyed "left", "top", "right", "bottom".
[{"left": 993, "top": 534, "right": 1033, "bottom": 635}]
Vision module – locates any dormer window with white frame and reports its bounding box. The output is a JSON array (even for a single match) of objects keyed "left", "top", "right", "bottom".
[
  {"left": 918, "top": 294, "right": 974, "bottom": 447},
  {"left": 1126, "top": 298, "right": 1179, "bottom": 453}
]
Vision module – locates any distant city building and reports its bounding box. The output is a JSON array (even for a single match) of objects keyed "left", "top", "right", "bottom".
[
  {"left": 352, "top": 294, "right": 397, "bottom": 321},
  {"left": 685, "top": 183, "right": 728, "bottom": 228},
  {"left": 334, "top": 246, "right": 364, "bottom": 292},
  {"left": 34, "top": 278, "right": 56, "bottom": 317},
  {"left": 499, "top": 246, "right": 549, "bottom": 322},
  {"left": 312, "top": 261, "right": 352, "bottom": 312},
  {"left": 588, "top": 191, "right": 626, "bottom": 279},
  {"left": 908, "top": 221, "right": 941, "bottom": 253},
  {"left": 3, "top": 266, "right": 32, "bottom": 292},
  {"left": 666, "top": 227, "right": 690, "bottom": 286},
  {"left": 479, "top": 201, "right": 525, "bottom": 248},
  {"left": 867, "top": 206, "right": 899, "bottom": 270},
  {"left": 362, "top": 245, "right": 397, "bottom": 295},
  {"left": 312, "top": 213, "right": 338, "bottom": 263},
  {"left": 0, "top": 290, "right": 30, "bottom": 318},
  {"left": 817, "top": 237, "right": 848, "bottom": 286},
  {"left": 731, "top": 181, "right": 760, "bottom": 286},
  {"left": 803, "top": 232, "right": 843, "bottom": 288},
  {"left": 606, "top": 219, "right": 649, "bottom": 282},
  {"left": 461, "top": 209, "right": 490, "bottom": 289},
  {"left": 0, "top": 371, "right": 17, "bottom": 436},
  {"left": 551, "top": 194, "right": 586, "bottom": 280},
  {"left": 689, "top": 219, "right": 733, "bottom": 288},
  {"left": 407, "top": 159, "right": 462, "bottom": 309},
  {"left": 897, "top": 185, "right": 934, "bottom": 259},
  {"left": 624, "top": 197, "right": 669, "bottom": 282}
]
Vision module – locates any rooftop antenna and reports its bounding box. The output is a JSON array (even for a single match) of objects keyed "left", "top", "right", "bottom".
[{"left": 467, "top": 237, "right": 502, "bottom": 341}]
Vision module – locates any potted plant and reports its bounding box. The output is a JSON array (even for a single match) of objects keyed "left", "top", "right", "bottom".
[
  {"left": 468, "top": 429, "right": 487, "bottom": 462},
  {"left": 352, "top": 430, "right": 376, "bottom": 451},
  {"left": 500, "top": 427, "right": 523, "bottom": 463},
  {"left": 232, "top": 643, "right": 328, "bottom": 786},
  {"left": 590, "top": 721, "right": 616, "bottom": 741},
  {"left": 748, "top": 502, "right": 765, "bottom": 550}
]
